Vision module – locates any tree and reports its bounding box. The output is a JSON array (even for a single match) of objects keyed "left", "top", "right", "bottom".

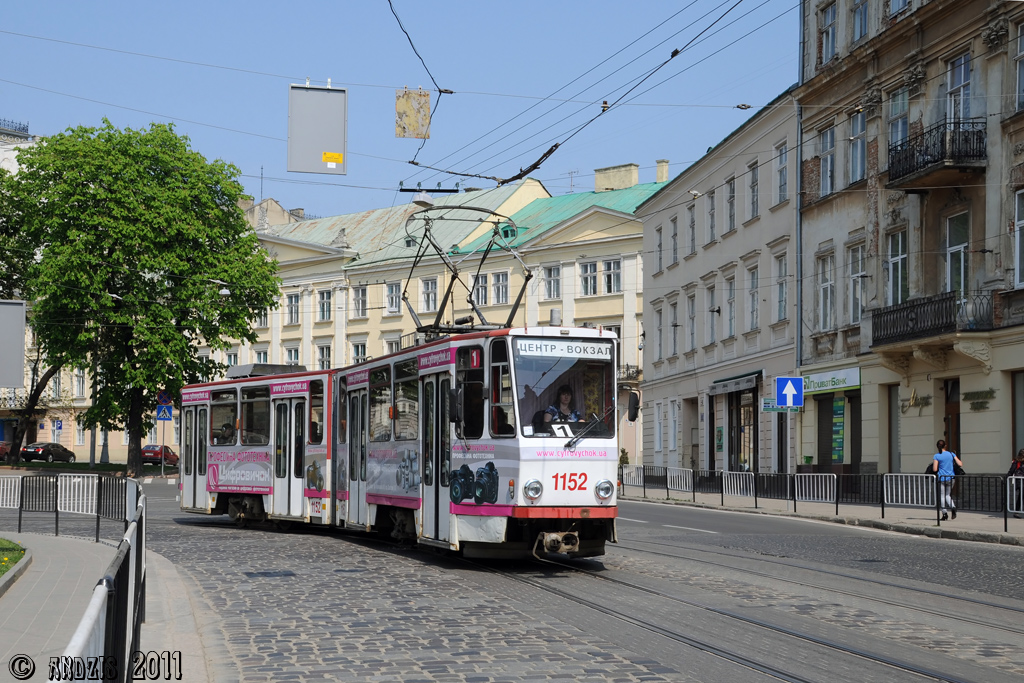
[{"left": 1, "top": 120, "right": 280, "bottom": 475}]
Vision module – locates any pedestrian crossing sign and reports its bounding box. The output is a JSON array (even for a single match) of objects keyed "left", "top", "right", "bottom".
[{"left": 156, "top": 405, "right": 174, "bottom": 421}]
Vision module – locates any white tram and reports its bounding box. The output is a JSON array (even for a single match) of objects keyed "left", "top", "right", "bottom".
[{"left": 179, "top": 326, "right": 633, "bottom": 558}]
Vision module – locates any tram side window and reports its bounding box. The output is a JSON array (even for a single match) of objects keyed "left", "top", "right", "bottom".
[
  {"left": 241, "top": 387, "right": 270, "bottom": 445},
  {"left": 310, "top": 380, "right": 324, "bottom": 444},
  {"left": 369, "top": 367, "right": 392, "bottom": 442},
  {"left": 211, "top": 390, "right": 238, "bottom": 445},
  {"left": 394, "top": 360, "right": 418, "bottom": 441},
  {"left": 336, "top": 383, "right": 347, "bottom": 444},
  {"left": 490, "top": 340, "right": 515, "bottom": 437},
  {"left": 183, "top": 410, "right": 193, "bottom": 476},
  {"left": 456, "top": 346, "right": 484, "bottom": 439}
]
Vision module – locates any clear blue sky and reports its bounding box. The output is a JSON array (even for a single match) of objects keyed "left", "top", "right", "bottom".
[{"left": 1, "top": 1, "right": 799, "bottom": 218}]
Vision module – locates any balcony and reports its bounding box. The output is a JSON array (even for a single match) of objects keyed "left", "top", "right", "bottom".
[
  {"left": 871, "top": 291, "right": 992, "bottom": 347},
  {"left": 618, "top": 364, "right": 642, "bottom": 382},
  {"left": 887, "top": 118, "right": 986, "bottom": 190}
]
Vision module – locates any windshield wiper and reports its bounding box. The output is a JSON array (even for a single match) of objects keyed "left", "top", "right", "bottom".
[{"left": 565, "top": 405, "right": 614, "bottom": 449}]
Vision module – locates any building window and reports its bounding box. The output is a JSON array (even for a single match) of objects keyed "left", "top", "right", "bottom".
[
  {"left": 318, "top": 290, "right": 332, "bottom": 322},
  {"left": 285, "top": 347, "right": 300, "bottom": 366},
  {"left": 1017, "top": 25, "right": 1024, "bottom": 112},
  {"left": 655, "top": 308, "right": 663, "bottom": 360},
  {"left": 948, "top": 53, "right": 971, "bottom": 121},
  {"left": 687, "top": 206, "right": 696, "bottom": 254},
  {"left": 726, "top": 178, "right": 736, "bottom": 233},
  {"left": 473, "top": 274, "right": 488, "bottom": 306},
  {"left": 888, "top": 87, "right": 909, "bottom": 146},
  {"left": 850, "top": 111, "right": 866, "bottom": 183},
  {"left": 386, "top": 340, "right": 401, "bottom": 355},
  {"left": 352, "top": 342, "right": 367, "bottom": 364},
  {"left": 318, "top": 345, "right": 331, "bottom": 370},
  {"left": 670, "top": 302, "right": 678, "bottom": 357},
  {"left": 76, "top": 423, "right": 85, "bottom": 446},
  {"left": 707, "top": 286, "right": 717, "bottom": 344},
  {"left": 1016, "top": 191, "right": 1024, "bottom": 289},
  {"left": 891, "top": 0, "right": 909, "bottom": 15},
  {"left": 726, "top": 277, "right": 736, "bottom": 338},
  {"left": 286, "top": 293, "right": 300, "bottom": 325},
  {"left": 493, "top": 272, "right": 509, "bottom": 305},
  {"left": 852, "top": 0, "right": 868, "bottom": 42},
  {"left": 352, "top": 286, "right": 367, "bottom": 318},
  {"left": 670, "top": 216, "right": 679, "bottom": 264},
  {"left": 820, "top": 126, "right": 835, "bottom": 196},
  {"left": 887, "top": 230, "right": 909, "bottom": 305},
  {"left": 226, "top": 352, "right": 238, "bottom": 367},
  {"left": 580, "top": 262, "right": 598, "bottom": 296},
  {"left": 656, "top": 227, "right": 663, "bottom": 271},
  {"left": 775, "top": 254, "right": 788, "bottom": 322},
  {"left": 818, "top": 255, "right": 835, "bottom": 330},
  {"left": 669, "top": 399, "right": 679, "bottom": 452},
  {"left": 687, "top": 294, "right": 696, "bottom": 351},
  {"left": 386, "top": 283, "right": 401, "bottom": 314},
  {"left": 256, "top": 350, "right": 268, "bottom": 364},
  {"left": 775, "top": 143, "right": 788, "bottom": 204},
  {"left": 603, "top": 259, "right": 621, "bottom": 294},
  {"left": 850, "top": 244, "right": 865, "bottom": 324},
  {"left": 820, "top": 3, "right": 837, "bottom": 64},
  {"left": 654, "top": 401, "right": 663, "bottom": 452},
  {"left": 421, "top": 278, "right": 437, "bottom": 312},
  {"left": 543, "top": 266, "right": 561, "bottom": 300},
  {"left": 748, "top": 266, "right": 759, "bottom": 331},
  {"left": 946, "top": 212, "right": 970, "bottom": 300},
  {"left": 173, "top": 416, "right": 180, "bottom": 445},
  {"left": 256, "top": 308, "right": 269, "bottom": 328},
  {"left": 75, "top": 369, "right": 85, "bottom": 398},
  {"left": 748, "top": 162, "right": 759, "bottom": 218},
  {"left": 706, "top": 191, "right": 716, "bottom": 242}
]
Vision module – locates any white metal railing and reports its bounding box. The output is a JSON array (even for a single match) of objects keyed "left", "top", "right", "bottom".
[
  {"left": 795, "top": 473, "right": 836, "bottom": 502},
  {"left": 57, "top": 474, "right": 99, "bottom": 515},
  {"left": 723, "top": 471, "right": 754, "bottom": 497},
  {"left": 883, "top": 473, "right": 936, "bottom": 508},
  {"left": 1008, "top": 476, "right": 1024, "bottom": 516},
  {"left": 0, "top": 475, "right": 21, "bottom": 508},
  {"left": 60, "top": 585, "right": 108, "bottom": 661},
  {"left": 667, "top": 467, "right": 693, "bottom": 493},
  {"left": 620, "top": 465, "right": 644, "bottom": 487}
]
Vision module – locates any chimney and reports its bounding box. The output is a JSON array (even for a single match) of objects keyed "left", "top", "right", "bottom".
[
  {"left": 594, "top": 163, "right": 639, "bottom": 192},
  {"left": 656, "top": 159, "right": 670, "bottom": 183},
  {"left": 238, "top": 197, "right": 254, "bottom": 212},
  {"left": 291, "top": 208, "right": 305, "bottom": 220}
]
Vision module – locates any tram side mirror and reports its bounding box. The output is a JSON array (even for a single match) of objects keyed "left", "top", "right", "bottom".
[
  {"left": 627, "top": 392, "right": 640, "bottom": 422},
  {"left": 450, "top": 386, "right": 462, "bottom": 423}
]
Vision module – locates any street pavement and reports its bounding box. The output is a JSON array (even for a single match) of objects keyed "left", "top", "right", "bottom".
[{"left": 0, "top": 477, "right": 1022, "bottom": 682}]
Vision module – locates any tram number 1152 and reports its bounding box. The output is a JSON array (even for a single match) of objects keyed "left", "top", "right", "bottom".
[{"left": 552, "top": 473, "right": 588, "bottom": 491}]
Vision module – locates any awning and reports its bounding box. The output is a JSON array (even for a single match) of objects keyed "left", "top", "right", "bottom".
[{"left": 708, "top": 369, "right": 763, "bottom": 396}]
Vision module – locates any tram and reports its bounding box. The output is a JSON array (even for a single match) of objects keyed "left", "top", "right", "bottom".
[{"left": 179, "top": 326, "right": 635, "bottom": 558}]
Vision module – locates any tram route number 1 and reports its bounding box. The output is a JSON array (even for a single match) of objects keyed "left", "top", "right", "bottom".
[{"left": 552, "top": 473, "right": 588, "bottom": 491}]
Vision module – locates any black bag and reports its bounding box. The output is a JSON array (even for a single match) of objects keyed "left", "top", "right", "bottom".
[{"left": 953, "top": 462, "right": 965, "bottom": 476}]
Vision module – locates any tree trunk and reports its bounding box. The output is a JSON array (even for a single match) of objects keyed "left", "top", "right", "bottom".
[
  {"left": 5, "top": 364, "right": 62, "bottom": 466},
  {"left": 125, "top": 384, "right": 145, "bottom": 478}
]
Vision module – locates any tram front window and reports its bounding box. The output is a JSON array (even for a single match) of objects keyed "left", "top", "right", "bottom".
[{"left": 512, "top": 337, "right": 615, "bottom": 438}]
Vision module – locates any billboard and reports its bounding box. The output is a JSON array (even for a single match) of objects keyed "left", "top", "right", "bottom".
[
  {"left": 0, "top": 301, "right": 25, "bottom": 388},
  {"left": 287, "top": 84, "right": 348, "bottom": 175}
]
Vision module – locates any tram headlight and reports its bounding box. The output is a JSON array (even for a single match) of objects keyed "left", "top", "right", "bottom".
[
  {"left": 523, "top": 479, "right": 543, "bottom": 501},
  {"left": 595, "top": 479, "right": 615, "bottom": 501}
]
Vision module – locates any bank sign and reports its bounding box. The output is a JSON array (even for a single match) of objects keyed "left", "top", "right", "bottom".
[{"left": 802, "top": 367, "right": 861, "bottom": 395}]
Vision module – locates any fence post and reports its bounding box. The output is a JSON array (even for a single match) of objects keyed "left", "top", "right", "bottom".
[
  {"left": 642, "top": 466, "right": 647, "bottom": 499},
  {"left": 96, "top": 476, "right": 103, "bottom": 543},
  {"left": 664, "top": 467, "right": 670, "bottom": 500},
  {"left": 753, "top": 473, "right": 759, "bottom": 509},
  {"left": 18, "top": 476, "right": 24, "bottom": 533},
  {"left": 793, "top": 473, "right": 798, "bottom": 513},
  {"left": 693, "top": 470, "right": 697, "bottom": 503},
  {"left": 721, "top": 471, "right": 725, "bottom": 507},
  {"left": 55, "top": 475, "right": 60, "bottom": 537},
  {"left": 935, "top": 475, "right": 941, "bottom": 525},
  {"left": 880, "top": 474, "right": 885, "bottom": 519},
  {"left": 835, "top": 474, "right": 839, "bottom": 517}
]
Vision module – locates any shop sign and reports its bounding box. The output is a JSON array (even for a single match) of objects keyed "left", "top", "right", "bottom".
[{"left": 803, "top": 367, "right": 860, "bottom": 395}]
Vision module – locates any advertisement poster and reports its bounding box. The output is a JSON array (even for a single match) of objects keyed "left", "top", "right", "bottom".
[{"left": 831, "top": 397, "right": 845, "bottom": 463}]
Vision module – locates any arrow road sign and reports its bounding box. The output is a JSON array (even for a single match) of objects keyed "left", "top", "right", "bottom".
[
  {"left": 775, "top": 376, "right": 804, "bottom": 408},
  {"left": 156, "top": 405, "right": 174, "bottom": 421}
]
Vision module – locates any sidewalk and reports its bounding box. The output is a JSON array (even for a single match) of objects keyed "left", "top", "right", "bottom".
[{"left": 620, "top": 486, "right": 1024, "bottom": 545}]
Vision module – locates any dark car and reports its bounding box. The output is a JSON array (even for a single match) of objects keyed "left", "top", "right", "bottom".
[
  {"left": 21, "top": 442, "right": 76, "bottom": 463},
  {"left": 141, "top": 444, "right": 178, "bottom": 466}
]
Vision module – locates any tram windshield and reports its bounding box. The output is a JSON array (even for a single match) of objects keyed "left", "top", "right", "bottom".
[{"left": 511, "top": 337, "right": 616, "bottom": 438}]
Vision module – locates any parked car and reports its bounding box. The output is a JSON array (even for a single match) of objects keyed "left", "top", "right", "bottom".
[
  {"left": 0, "top": 442, "right": 9, "bottom": 458},
  {"left": 21, "top": 442, "right": 76, "bottom": 463},
  {"left": 141, "top": 444, "right": 178, "bottom": 466}
]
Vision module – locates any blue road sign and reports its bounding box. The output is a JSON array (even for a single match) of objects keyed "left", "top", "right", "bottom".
[
  {"left": 156, "top": 390, "right": 172, "bottom": 406},
  {"left": 775, "top": 377, "right": 804, "bottom": 407},
  {"left": 55, "top": 419, "right": 63, "bottom": 431},
  {"left": 156, "top": 405, "right": 174, "bottom": 421}
]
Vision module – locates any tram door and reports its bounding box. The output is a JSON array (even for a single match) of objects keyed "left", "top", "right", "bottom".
[
  {"left": 181, "top": 406, "right": 208, "bottom": 509},
  {"left": 332, "top": 376, "right": 348, "bottom": 526},
  {"left": 348, "top": 390, "right": 369, "bottom": 526},
  {"left": 272, "top": 398, "right": 305, "bottom": 518},
  {"left": 421, "top": 375, "right": 451, "bottom": 541}
]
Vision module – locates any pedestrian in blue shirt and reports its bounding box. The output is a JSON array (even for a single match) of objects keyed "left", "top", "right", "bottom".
[{"left": 932, "top": 439, "right": 962, "bottom": 520}]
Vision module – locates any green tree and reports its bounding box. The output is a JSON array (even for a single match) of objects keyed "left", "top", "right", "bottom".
[{"left": 2, "top": 120, "right": 279, "bottom": 475}]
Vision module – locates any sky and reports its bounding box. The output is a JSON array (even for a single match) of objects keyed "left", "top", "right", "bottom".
[{"left": 0, "top": 1, "right": 800, "bottom": 219}]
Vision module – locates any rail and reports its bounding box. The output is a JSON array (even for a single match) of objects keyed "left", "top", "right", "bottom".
[
  {"left": 619, "top": 467, "right": 1022, "bottom": 532},
  {"left": 0, "top": 473, "right": 129, "bottom": 541}
]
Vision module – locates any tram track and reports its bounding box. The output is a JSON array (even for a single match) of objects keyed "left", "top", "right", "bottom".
[{"left": 462, "top": 553, "right": 995, "bottom": 683}]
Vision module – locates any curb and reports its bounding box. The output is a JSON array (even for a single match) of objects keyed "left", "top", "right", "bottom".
[
  {"left": 0, "top": 547, "right": 33, "bottom": 600},
  {"left": 619, "top": 495, "right": 1024, "bottom": 546}
]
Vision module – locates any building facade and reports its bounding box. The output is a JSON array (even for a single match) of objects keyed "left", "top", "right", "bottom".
[
  {"left": 640, "top": 93, "right": 799, "bottom": 471},
  {"left": 796, "top": 0, "right": 1024, "bottom": 474}
]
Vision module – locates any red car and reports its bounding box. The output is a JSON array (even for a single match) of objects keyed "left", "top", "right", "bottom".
[{"left": 141, "top": 445, "right": 179, "bottom": 466}]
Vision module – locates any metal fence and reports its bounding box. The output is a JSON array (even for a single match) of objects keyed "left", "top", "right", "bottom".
[
  {"left": 58, "top": 485, "right": 147, "bottom": 683},
  {"left": 0, "top": 473, "right": 128, "bottom": 541},
  {"left": 620, "top": 467, "right": 1022, "bottom": 531}
]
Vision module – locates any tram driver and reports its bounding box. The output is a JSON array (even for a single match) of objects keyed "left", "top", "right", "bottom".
[{"left": 544, "top": 385, "right": 585, "bottom": 423}]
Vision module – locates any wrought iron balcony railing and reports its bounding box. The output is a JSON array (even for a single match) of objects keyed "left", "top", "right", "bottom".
[
  {"left": 888, "top": 118, "right": 986, "bottom": 183},
  {"left": 618, "top": 364, "right": 642, "bottom": 381},
  {"left": 871, "top": 290, "right": 992, "bottom": 347}
]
